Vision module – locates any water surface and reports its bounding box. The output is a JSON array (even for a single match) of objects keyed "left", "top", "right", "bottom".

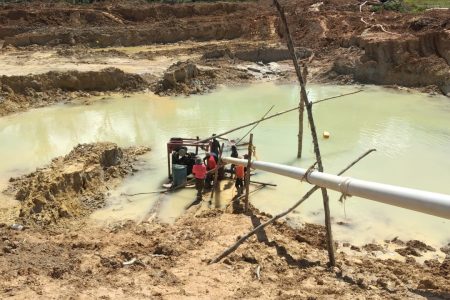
[{"left": 0, "top": 83, "right": 448, "bottom": 247}]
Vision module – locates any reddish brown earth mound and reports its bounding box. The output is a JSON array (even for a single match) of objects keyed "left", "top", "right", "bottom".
[{"left": 3, "top": 142, "right": 150, "bottom": 227}]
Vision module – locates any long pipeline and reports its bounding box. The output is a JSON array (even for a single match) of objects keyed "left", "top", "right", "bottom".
[{"left": 223, "top": 157, "right": 450, "bottom": 220}]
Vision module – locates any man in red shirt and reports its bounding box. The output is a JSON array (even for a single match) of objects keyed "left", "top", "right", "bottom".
[
  {"left": 192, "top": 157, "right": 206, "bottom": 200},
  {"left": 235, "top": 162, "right": 245, "bottom": 196},
  {"left": 203, "top": 153, "right": 216, "bottom": 188}
]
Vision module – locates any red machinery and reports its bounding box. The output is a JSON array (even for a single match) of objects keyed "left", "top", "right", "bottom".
[{"left": 166, "top": 137, "right": 210, "bottom": 179}]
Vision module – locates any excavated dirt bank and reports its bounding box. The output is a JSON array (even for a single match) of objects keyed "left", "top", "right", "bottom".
[
  {"left": 0, "top": 0, "right": 448, "bottom": 102},
  {"left": 1, "top": 67, "right": 145, "bottom": 93},
  {"left": 279, "top": 0, "right": 450, "bottom": 94},
  {"left": 0, "top": 207, "right": 448, "bottom": 299},
  {"left": 0, "top": 67, "right": 148, "bottom": 116},
  {"left": 1, "top": 2, "right": 275, "bottom": 48},
  {"left": 330, "top": 30, "right": 450, "bottom": 94},
  {"left": 2, "top": 142, "right": 150, "bottom": 227}
]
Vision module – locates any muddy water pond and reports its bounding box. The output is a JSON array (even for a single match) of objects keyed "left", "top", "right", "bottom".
[{"left": 0, "top": 83, "right": 449, "bottom": 247}]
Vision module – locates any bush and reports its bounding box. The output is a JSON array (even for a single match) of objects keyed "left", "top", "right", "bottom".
[{"left": 371, "top": 0, "right": 411, "bottom": 12}]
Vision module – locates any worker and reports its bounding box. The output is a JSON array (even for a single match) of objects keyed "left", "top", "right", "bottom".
[
  {"left": 210, "top": 134, "right": 221, "bottom": 160},
  {"left": 231, "top": 145, "right": 238, "bottom": 158},
  {"left": 230, "top": 145, "right": 239, "bottom": 178},
  {"left": 172, "top": 148, "right": 194, "bottom": 175},
  {"left": 204, "top": 153, "right": 217, "bottom": 188},
  {"left": 192, "top": 157, "right": 206, "bottom": 200},
  {"left": 235, "top": 160, "right": 245, "bottom": 196}
]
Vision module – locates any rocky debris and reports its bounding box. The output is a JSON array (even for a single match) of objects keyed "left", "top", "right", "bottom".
[
  {"left": 441, "top": 244, "right": 450, "bottom": 255},
  {"left": 362, "top": 243, "right": 384, "bottom": 252},
  {"left": 161, "top": 61, "right": 199, "bottom": 90},
  {"left": 3, "top": 142, "right": 150, "bottom": 227},
  {"left": 154, "top": 61, "right": 214, "bottom": 96},
  {"left": 406, "top": 240, "right": 436, "bottom": 252},
  {"left": 418, "top": 278, "right": 439, "bottom": 290},
  {"left": 395, "top": 240, "right": 436, "bottom": 257},
  {"left": 153, "top": 60, "right": 257, "bottom": 96}
]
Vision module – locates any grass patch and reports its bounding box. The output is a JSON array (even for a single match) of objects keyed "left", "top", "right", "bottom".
[
  {"left": 370, "top": 0, "right": 449, "bottom": 13},
  {"left": 404, "top": 0, "right": 450, "bottom": 8}
]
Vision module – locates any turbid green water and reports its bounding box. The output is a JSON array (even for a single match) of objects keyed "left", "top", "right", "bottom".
[{"left": 0, "top": 83, "right": 448, "bottom": 247}]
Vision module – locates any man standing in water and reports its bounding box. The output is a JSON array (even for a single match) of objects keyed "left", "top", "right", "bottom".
[
  {"left": 192, "top": 157, "right": 206, "bottom": 200},
  {"left": 203, "top": 152, "right": 217, "bottom": 188},
  {"left": 210, "top": 134, "right": 221, "bottom": 160},
  {"left": 235, "top": 159, "right": 245, "bottom": 196}
]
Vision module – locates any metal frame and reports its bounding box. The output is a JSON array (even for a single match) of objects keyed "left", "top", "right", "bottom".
[{"left": 166, "top": 137, "right": 210, "bottom": 179}]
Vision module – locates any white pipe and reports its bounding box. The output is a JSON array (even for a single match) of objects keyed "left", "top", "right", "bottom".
[{"left": 223, "top": 157, "right": 450, "bottom": 220}]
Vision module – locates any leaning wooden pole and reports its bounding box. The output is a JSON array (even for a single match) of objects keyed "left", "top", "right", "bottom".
[
  {"left": 209, "top": 149, "right": 376, "bottom": 264},
  {"left": 244, "top": 134, "right": 254, "bottom": 213},
  {"left": 236, "top": 105, "right": 274, "bottom": 145},
  {"left": 273, "top": 0, "right": 335, "bottom": 266}
]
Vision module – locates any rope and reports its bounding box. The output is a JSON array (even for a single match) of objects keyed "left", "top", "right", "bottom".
[
  {"left": 300, "top": 161, "right": 317, "bottom": 184},
  {"left": 338, "top": 177, "right": 353, "bottom": 202}
]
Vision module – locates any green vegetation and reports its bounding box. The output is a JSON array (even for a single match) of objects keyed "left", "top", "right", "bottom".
[
  {"left": 404, "top": 0, "right": 450, "bottom": 8},
  {"left": 370, "top": 0, "right": 449, "bottom": 12},
  {"left": 370, "top": 0, "right": 410, "bottom": 12}
]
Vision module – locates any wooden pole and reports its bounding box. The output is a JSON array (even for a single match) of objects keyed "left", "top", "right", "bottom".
[
  {"left": 210, "top": 149, "right": 376, "bottom": 264},
  {"left": 195, "top": 136, "right": 199, "bottom": 155},
  {"left": 272, "top": 0, "right": 305, "bottom": 159},
  {"left": 236, "top": 105, "right": 274, "bottom": 145},
  {"left": 273, "top": 0, "right": 335, "bottom": 266},
  {"left": 167, "top": 144, "right": 171, "bottom": 179},
  {"left": 210, "top": 143, "right": 225, "bottom": 201},
  {"left": 244, "top": 134, "right": 253, "bottom": 213},
  {"left": 249, "top": 180, "right": 277, "bottom": 187}
]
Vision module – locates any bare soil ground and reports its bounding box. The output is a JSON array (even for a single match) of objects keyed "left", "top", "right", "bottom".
[{"left": 0, "top": 206, "right": 448, "bottom": 299}]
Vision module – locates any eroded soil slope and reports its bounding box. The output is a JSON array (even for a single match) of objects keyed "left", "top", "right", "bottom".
[
  {"left": 0, "top": 2, "right": 276, "bottom": 47},
  {"left": 2, "top": 142, "right": 150, "bottom": 227}
]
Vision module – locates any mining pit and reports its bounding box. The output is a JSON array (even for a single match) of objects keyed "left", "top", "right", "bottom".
[{"left": 0, "top": 0, "right": 449, "bottom": 298}]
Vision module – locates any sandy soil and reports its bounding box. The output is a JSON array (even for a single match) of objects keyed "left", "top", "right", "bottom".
[{"left": 0, "top": 205, "right": 448, "bottom": 299}]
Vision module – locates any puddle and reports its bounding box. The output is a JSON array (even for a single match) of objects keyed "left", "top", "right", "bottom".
[{"left": 0, "top": 82, "right": 448, "bottom": 247}]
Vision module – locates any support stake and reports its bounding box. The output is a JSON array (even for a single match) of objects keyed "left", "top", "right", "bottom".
[
  {"left": 274, "top": 0, "right": 335, "bottom": 266},
  {"left": 209, "top": 149, "right": 376, "bottom": 264},
  {"left": 210, "top": 143, "right": 225, "bottom": 201},
  {"left": 244, "top": 134, "right": 253, "bottom": 213}
]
